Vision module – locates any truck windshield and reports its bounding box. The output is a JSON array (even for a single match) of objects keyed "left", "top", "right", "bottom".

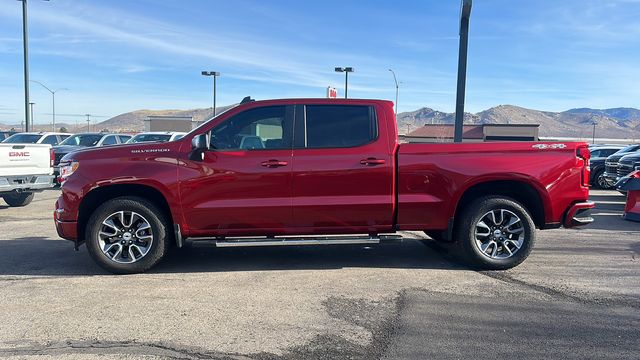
[
  {"left": 60, "top": 134, "right": 103, "bottom": 147},
  {"left": 128, "top": 134, "right": 172, "bottom": 143},
  {"left": 2, "top": 134, "right": 42, "bottom": 143}
]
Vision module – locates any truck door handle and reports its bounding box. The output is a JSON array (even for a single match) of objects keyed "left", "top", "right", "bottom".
[
  {"left": 360, "top": 158, "right": 386, "bottom": 166},
  {"left": 261, "top": 159, "right": 288, "bottom": 168}
]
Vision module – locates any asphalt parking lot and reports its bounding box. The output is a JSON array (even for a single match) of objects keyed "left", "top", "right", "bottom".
[{"left": 0, "top": 189, "right": 638, "bottom": 359}]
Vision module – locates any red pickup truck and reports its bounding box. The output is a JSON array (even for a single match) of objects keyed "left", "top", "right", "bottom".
[{"left": 54, "top": 98, "right": 594, "bottom": 273}]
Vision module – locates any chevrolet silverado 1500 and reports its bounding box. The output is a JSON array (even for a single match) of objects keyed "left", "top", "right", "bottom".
[{"left": 54, "top": 98, "right": 594, "bottom": 273}]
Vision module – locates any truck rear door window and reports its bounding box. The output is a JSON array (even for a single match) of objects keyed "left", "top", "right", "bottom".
[{"left": 303, "top": 105, "right": 377, "bottom": 148}]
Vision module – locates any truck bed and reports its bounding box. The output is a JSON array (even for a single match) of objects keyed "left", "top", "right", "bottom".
[{"left": 397, "top": 141, "right": 589, "bottom": 230}]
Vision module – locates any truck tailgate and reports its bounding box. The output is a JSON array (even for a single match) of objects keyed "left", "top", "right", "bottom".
[{"left": 0, "top": 144, "right": 53, "bottom": 177}]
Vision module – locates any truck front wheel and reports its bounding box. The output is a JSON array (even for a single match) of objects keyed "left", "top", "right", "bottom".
[
  {"left": 2, "top": 192, "right": 34, "bottom": 207},
  {"left": 85, "top": 197, "right": 170, "bottom": 274},
  {"left": 454, "top": 196, "right": 535, "bottom": 270}
]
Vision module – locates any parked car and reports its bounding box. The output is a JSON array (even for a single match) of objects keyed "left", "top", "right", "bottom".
[
  {"left": 604, "top": 144, "right": 640, "bottom": 184},
  {"left": 588, "top": 145, "right": 626, "bottom": 189},
  {"left": 2, "top": 132, "right": 70, "bottom": 146},
  {"left": 0, "top": 131, "right": 17, "bottom": 142},
  {"left": 54, "top": 98, "right": 593, "bottom": 274},
  {"left": 52, "top": 133, "right": 132, "bottom": 177},
  {"left": 0, "top": 143, "right": 55, "bottom": 207},
  {"left": 126, "top": 132, "right": 186, "bottom": 144}
]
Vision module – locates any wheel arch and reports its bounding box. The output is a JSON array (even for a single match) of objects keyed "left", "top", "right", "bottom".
[{"left": 77, "top": 184, "right": 176, "bottom": 244}]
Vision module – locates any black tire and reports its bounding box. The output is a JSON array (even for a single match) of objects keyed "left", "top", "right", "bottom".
[
  {"left": 453, "top": 196, "right": 536, "bottom": 270},
  {"left": 2, "top": 192, "right": 34, "bottom": 207},
  {"left": 85, "top": 196, "right": 171, "bottom": 274}
]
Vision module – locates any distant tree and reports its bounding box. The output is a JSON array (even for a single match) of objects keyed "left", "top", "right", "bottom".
[
  {"left": 101, "top": 128, "right": 110, "bottom": 133},
  {"left": 9, "top": 127, "right": 16, "bottom": 132},
  {"left": 59, "top": 127, "right": 68, "bottom": 133}
]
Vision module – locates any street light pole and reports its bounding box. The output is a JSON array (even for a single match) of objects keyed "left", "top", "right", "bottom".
[
  {"left": 334, "top": 67, "right": 354, "bottom": 99},
  {"left": 592, "top": 122, "right": 596, "bottom": 144},
  {"left": 454, "top": 0, "right": 473, "bottom": 143},
  {"left": 31, "top": 80, "right": 68, "bottom": 132},
  {"left": 19, "top": 0, "right": 31, "bottom": 132},
  {"left": 388, "top": 69, "right": 399, "bottom": 119},
  {"left": 201, "top": 71, "right": 220, "bottom": 117},
  {"left": 85, "top": 114, "right": 91, "bottom": 132}
]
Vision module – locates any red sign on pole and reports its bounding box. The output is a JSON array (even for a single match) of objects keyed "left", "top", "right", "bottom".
[{"left": 326, "top": 86, "right": 337, "bottom": 99}]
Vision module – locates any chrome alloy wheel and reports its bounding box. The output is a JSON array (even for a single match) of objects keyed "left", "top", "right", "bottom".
[
  {"left": 97, "top": 211, "right": 153, "bottom": 264},
  {"left": 474, "top": 209, "right": 525, "bottom": 260},
  {"left": 597, "top": 173, "right": 613, "bottom": 189}
]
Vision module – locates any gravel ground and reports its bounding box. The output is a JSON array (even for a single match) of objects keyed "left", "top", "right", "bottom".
[{"left": 0, "top": 189, "right": 637, "bottom": 359}]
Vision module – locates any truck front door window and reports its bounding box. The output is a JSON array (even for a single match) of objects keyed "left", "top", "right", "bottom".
[{"left": 211, "top": 106, "right": 288, "bottom": 150}]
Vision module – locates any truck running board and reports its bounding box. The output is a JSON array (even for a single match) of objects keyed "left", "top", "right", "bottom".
[{"left": 186, "top": 234, "right": 403, "bottom": 248}]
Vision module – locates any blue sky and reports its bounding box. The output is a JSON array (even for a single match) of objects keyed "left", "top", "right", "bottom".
[{"left": 0, "top": 0, "right": 639, "bottom": 125}]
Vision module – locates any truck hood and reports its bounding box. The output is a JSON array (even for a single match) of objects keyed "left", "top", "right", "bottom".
[
  {"left": 620, "top": 153, "right": 640, "bottom": 165},
  {"left": 61, "top": 141, "right": 184, "bottom": 163},
  {"left": 606, "top": 152, "right": 638, "bottom": 163}
]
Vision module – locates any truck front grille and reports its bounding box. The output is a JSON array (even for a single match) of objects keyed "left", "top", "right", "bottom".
[
  {"left": 617, "top": 164, "right": 634, "bottom": 178},
  {"left": 605, "top": 162, "right": 618, "bottom": 175}
]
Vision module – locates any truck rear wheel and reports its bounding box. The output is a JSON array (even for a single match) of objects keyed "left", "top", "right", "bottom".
[
  {"left": 85, "top": 196, "right": 170, "bottom": 274},
  {"left": 2, "top": 192, "right": 34, "bottom": 207},
  {"left": 454, "top": 196, "right": 535, "bottom": 270}
]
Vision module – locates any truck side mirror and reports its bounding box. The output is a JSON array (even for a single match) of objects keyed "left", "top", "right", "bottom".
[
  {"left": 190, "top": 133, "right": 210, "bottom": 161},
  {"left": 192, "top": 134, "right": 209, "bottom": 151}
]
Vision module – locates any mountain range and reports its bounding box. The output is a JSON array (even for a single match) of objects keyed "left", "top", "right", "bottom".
[
  {"left": 397, "top": 105, "right": 640, "bottom": 139},
  {"left": 1, "top": 104, "right": 639, "bottom": 139}
]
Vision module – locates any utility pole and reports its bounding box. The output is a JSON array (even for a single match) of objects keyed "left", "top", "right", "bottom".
[
  {"left": 592, "top": 122, "right": 596, "bottom": 144},
  {"left": 85, "top": 114, "right": 91, "bottom": 132},
  {"left": 201, "top": 71, "right": 220, "bottom": 117},
  {"left": 334, "top": 67, "right": 354, "bottom": 99},
  {"left": 388, "top": 69, "right": 399, "bottom": 119},
  {"left": 454, "top": 0, "right": 472, "bottom": 143},
  {"left": 18, "top": 0, "right": 49, "bottom": 132},
  {"left": 19, "top": 0, "right": 31, "bottom": 132}
]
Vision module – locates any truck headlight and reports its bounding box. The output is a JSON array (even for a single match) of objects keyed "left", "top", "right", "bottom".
[{"left": 59, "top": 161, "right": 79, "bottom": 183}]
